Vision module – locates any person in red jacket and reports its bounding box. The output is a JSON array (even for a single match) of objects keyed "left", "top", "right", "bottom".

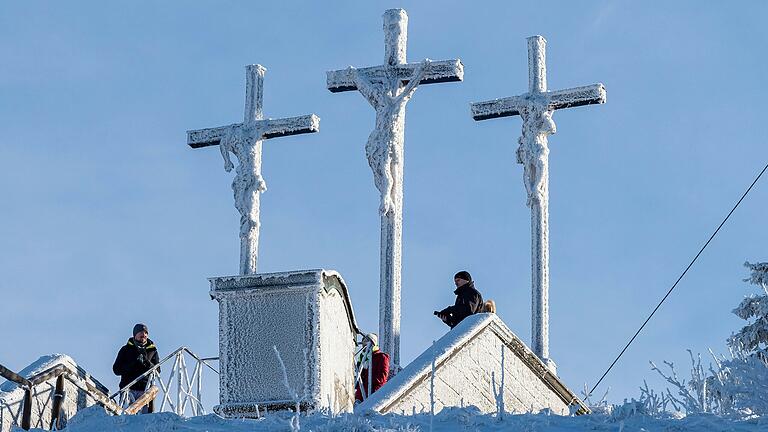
[{"left": 354, "top": 333, "right": 390, "bottom": 402}]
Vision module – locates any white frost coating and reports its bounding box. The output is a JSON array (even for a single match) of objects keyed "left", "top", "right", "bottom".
[
  {"left": 0, "top": 354, "right": 111, "bottom": 432},
  {"left": 326, "top": 9, "right": 463, "bottom": 370},
  {"left": 356, "top": 313, "right": 588, "bottom": 415},
  {"left": 187, "top": 65, "right": 320, "bottom": 275},
  {"left": 0, "top": 354, "right": 68, "bottom": 393},
  {"left": 349, "top": 60, "right": 430, "bottom": 217},
  {"left": 209, "top": 269, "right": 360, "bottom": 417},
  {"left": 469, "top": 36, "right": 606, "bottom": 369},
  {"left": 26, "top": 405, "right": 768, "bottom": 431}
]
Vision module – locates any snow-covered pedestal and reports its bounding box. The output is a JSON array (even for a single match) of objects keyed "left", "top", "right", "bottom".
[{"left": 210, "top": 269, "right": 361, "bottom": 417}]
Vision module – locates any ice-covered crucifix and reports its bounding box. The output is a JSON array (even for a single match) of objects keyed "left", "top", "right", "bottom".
[
  {"left": 327, "top": 9, "right": 463, "bottom": 368},
  {"left": 187, "top": 65, "right": 320, "bottom": 275},
  {"left": 470, "top": 36, "right": 606, "bottom": 370}
]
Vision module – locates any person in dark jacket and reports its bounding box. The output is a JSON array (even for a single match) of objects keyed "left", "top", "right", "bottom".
[
  {"left": 113, "top": 323, "right": 160, "bottom": 413},
  {"left": 354, "top": 333, "right": 390, "bottom": 402},
  {"left": 434, "top": 271, "right": 483, "bottom": 328}
]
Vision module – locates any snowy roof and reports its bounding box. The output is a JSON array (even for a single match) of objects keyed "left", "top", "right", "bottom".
[
  {"left": 209, "top": 269, "right": 362, "bottom": 335},
  {"left": 0, "top": 354, "right": 109, "bottom": 403},
  {"left": 357, "top": 313, "right": 588, "bottom": 414}
]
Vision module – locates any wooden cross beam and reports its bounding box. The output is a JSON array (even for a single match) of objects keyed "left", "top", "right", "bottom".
[
  {"left": 471, "top": 36, "right": 605, "bottom": 121},
  {"left": 326, "top": 9, "right": 463, "bottom": 371},
  {"left": 470, "top": 36, "right": 606, "bottom": 371},
  {"left": 471, "top": 32, "right": 604, "bottom": 121},
  {"left": 326, "top": 9, "right": 463, "bottom": 92},
  {"left": 471, "top": 84, "right": 605, "bottom": 121},
  {"left": 327, "top": 60, "right": 463, "bottom": 93},
  {"left": 188, "top": 65, "right": 319, "bottom": 148},
  {"left": 188, "top": 115, "right": 319, "bottom": 149},
  {"left": 187, "top": 65, "right": 319, "bottom": 275}
]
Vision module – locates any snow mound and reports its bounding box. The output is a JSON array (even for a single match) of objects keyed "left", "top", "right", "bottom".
[{"left": 23, "top": 405, "right": 766, "bottom": 432}]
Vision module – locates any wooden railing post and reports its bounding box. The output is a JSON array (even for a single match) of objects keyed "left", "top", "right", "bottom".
[
  {"left": 21, "top": 387, "right": 32, "bottom": 430},
  {"left": 50, "top": 374, "right": 66, "bottom": 429},
  {"left": 124, "top": 386, "right": 159, "bottom": 415}
]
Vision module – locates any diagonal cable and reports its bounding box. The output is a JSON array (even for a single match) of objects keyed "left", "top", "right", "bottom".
[{"left": 589, "top": 160, "right": 768, "bottom": 397}]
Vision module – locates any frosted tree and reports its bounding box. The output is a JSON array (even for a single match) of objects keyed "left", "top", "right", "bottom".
[
  {"left": 707, "top": 261, "right": 768, "bottom": 417},
  {"left": 728, "top": 261, "right": 768, "bottom": 359},
  {"left": 643, "top": 261, "right": 768, "bottom": 418}
]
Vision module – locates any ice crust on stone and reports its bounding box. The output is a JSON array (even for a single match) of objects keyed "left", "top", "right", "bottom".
[{"left": 210, "top": 269, "right": 360, "bottom": 416}]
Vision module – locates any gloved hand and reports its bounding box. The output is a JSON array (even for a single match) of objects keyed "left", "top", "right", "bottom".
[
  {"left": 434, "top": 311, "right": 449, "bottom": 323},
  {"left": 137, "top": 354, "right": 149, "bottom": 367}
]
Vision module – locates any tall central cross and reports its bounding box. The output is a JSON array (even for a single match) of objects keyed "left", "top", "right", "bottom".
[
  {"left": 470, "top": 36, "right": 606, "bottom": 370},
  {"left": 188, "top": 65, "right": 320, "bottom": 275},
  {"left": 327, "top": 9, "right": 463, "bottom": 369}
]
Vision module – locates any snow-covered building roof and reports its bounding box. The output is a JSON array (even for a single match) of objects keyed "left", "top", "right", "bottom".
[
  {"left": 0, "top": 354, "right": 113, "bottom": 432},
  {"left": 357, "top": 313, "right": 589, "bottom": 415}
]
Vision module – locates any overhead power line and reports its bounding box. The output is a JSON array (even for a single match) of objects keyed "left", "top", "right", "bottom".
[{"left": 589, "top": 160, "right": 768, "bottom": 397}]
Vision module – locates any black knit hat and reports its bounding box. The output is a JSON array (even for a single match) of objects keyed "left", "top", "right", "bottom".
[
  {"left": 133, "top": 323, "right": 148, "bottom": 336},
  {"left": 454, "top": 271, "right": 472, "bottom": 282}
]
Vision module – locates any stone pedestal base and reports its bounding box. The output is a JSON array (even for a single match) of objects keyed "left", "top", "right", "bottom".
[{"left": 210, "top": 269, "right": 361, "bottom": 416}]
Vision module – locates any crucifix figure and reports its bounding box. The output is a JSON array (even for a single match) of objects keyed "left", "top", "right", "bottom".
[
  {"left": 188, "top": 65, "right": 320, "bottom": 275},
  {"left": 327, "top": 9, "right": 463, "bottom": 369},
  {"left": 470, "top": 36, "right": 606, "bottom": 371}
]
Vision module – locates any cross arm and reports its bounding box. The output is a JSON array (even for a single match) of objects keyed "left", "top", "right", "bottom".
[
  {"left": 548, "top": 83, "right": 606, "bottom": 111},
  {"left": 470, "top": 83, "right": 606, "bottom": 121},
  {"left": 261, "top": 114, "right": 320, "bottom": 139},
  {"left": 186, "top": 114, "right": 320, "bottom": 149},
  {"left": 326, "top": 59, "right": 464, "bottom": 93},
  {"left": 470, "top": 96, "right": 527, "bottom": 121},
  {"left": 187, "top": 124, "right": 238, "bottom": 149}
]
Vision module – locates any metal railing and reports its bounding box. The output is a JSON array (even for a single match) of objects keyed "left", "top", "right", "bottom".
[
  {"left": 353, "top": 342, "right": 375, "bottom": 402},
  {"left": 109, "top": 347, "right": 218, "bottom": 417}
]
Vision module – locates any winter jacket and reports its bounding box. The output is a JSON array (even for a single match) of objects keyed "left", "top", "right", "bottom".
[
  {"left": 112, "top": 337, "right": 160, "bottom": 391},
  {"left": 355, "top": 350, "right": 390, "bottom": 401},
  {"left": 439, "top": 281, "right": 484, "bottom": 328}
]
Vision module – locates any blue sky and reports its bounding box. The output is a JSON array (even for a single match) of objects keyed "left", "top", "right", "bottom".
[{"left": 1, "top": 1, "right": 767, "bottom": 406}]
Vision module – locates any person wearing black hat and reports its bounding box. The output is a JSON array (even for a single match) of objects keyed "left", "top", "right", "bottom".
[
  {"left": 434, "top": 271, "right": 484, "bottom": 329},
  {"left": 112, "top": 323, "right": 160, "bottom": 413}
]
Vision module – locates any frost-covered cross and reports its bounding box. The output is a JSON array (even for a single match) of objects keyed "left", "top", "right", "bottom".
[
  {"left": 470, "top": 36, "right": 606, "bottom": 369},
  {"left": 327, "top": 9, "right": 463, "bottom": 369},
  {"left": 188, "top": 65, "right": 320, "bottom": 275}
]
